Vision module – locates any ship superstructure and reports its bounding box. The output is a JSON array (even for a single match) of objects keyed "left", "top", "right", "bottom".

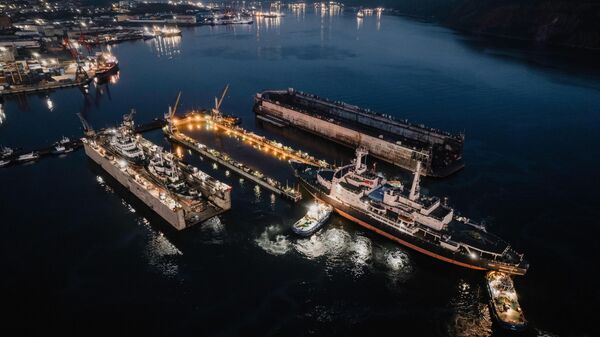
[
  {"left": 255, "top": 88, "right": 464, "bottom": 177},
  {"left": 82, "top": 112, "right": 231, "bottom": 230},
  {"left": 292, "top": 148, "right": 528, "bottom": 275}
]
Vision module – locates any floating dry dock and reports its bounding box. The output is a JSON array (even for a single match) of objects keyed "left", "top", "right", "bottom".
[
  {"left": 175, "top": 111, "right": 329, "bottom": 168},
  {"left": 165, "top": 116, "right": 303, "bottom": 202},
  {"left": 83, "top": 114, "right": 231, "bottom": 230},
  {"left": 254, "top": 88, "right": 465, "bottom": 177}
]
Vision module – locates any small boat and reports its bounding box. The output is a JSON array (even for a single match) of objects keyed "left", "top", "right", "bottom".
[
  {"left": 0, "top": 159, "right": 10, "bottom": 167},
  {"left": 292, "top": 201, "right": 333, "bottom": 236},
  {"left": 1, "top": 146, "right": 13, "bottom": 158},
  {"left": 486, "top": 271, "right": 527, "bottom": 331},
  {"left": 51, "top": 136, "right": 73, "bottom": 154},
  {"left": 357, "top": 10, "right": 364, "bottom": 18},
  {"left": 17, "top": 152, "right": 39, "bottom": 162}
]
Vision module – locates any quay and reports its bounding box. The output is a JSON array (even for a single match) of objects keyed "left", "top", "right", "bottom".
[
  {"left": 165, "top": 126, "right": 303, "bottom": 202},
  {"left": 0, "top": 78, "right": 93, "bottom": 96}
]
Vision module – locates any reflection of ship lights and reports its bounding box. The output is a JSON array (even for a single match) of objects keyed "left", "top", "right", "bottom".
[{"left": 46, "top": 97, "right": 54, "bottom": 111}]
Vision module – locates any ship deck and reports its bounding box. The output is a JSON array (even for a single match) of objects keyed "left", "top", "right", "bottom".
[{"left": 263, "top": 93, "right": 433, "bottom": 152}]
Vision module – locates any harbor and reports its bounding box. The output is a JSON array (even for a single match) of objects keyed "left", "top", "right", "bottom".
[{"left": 3, "top": 2, "right": 599, "bottom": 336}]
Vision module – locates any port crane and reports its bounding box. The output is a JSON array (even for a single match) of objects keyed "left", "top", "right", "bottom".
[
  {"left": 211, "top": 84, "right": 229, "bottom": 120},
  {"left": 62, "top": 34, "right": 89, "bottom": 82},
  {"left": 165, "top": 91, "right": 182, "bottom": 133}
]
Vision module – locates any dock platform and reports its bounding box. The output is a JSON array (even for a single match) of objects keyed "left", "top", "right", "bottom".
[{"left": 165, "top": 128, "right": 302, "bottom": 202}]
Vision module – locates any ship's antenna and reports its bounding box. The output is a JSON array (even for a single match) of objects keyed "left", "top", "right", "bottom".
[{"left": 409, "top": 161, "right": 422, "bottom": 201}]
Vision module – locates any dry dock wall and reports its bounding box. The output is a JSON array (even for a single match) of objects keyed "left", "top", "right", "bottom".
[
  {"left": 258, "top": 101, "right": 431, "bottom": 173},
  {"left": 84, "top": 143, "right": 188, "bottom": 230}
]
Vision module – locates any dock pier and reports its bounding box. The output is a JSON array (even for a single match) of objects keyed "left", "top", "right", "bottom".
[{"left": 165, "top": 129, "right": 303, "bottom": 202}]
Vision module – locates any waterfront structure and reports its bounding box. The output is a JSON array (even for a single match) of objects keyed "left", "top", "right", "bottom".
[{"left": 255, "top": 88, "right": 465, "bottom": 177}]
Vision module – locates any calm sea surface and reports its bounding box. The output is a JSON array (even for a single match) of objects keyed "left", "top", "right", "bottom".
[{"left": 2, "top": 9, "right": 600, "bottom": 337}]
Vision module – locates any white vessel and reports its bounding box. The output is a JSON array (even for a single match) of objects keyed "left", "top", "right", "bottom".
[
  {"left": 17, "top": 152, "right": 39, "bottom": 162},
  {"left": 108, "top": 110, "right": 146, "bottom": 165},
  {"left": 292, "top": 201, "right": 333, "bottom": 236}
]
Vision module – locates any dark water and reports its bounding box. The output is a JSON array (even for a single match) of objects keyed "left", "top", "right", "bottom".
[{"left": 2, "top": 9, "right": 600, "bottom": 337}]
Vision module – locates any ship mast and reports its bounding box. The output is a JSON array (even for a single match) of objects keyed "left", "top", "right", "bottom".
[
  {"left": 354, "top": 147, "right": 368, "bottom": 174},
  {"left": 409, "top": 161, "right": 422, "bottom": 201}
]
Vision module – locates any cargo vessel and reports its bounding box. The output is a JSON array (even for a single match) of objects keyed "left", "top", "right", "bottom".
[
  {"left": 82, "top": 111, "right": 231, "bottom": 230},
  {"left": 291, "top": 148, "right": 528, "bottom": 275},
  {"left": 255, "top": 88, "right": 464, "bottom": 177}
]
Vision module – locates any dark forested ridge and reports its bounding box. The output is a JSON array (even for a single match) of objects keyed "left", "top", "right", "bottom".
[{"left": 351, "top": 0, "right": 600, "bottom": 49}]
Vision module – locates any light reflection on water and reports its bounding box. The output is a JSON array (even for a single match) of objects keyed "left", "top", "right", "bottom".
[
  {"left": 447, "top": 280, "right": 492, "bottom": 337},
  {"left": 148, "top": 35, "right": 182, "bottom": 58},
  {"left": 255, "top": 222, "right": 412, "bottom": 281},
  {"left": 95, "top": 173, "right": 182, "bottom": 278}
]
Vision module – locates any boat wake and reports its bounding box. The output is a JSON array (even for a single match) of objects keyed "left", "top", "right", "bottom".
[
  {"left": 255, "top": 223, "right": 412, "bottom": 281},
  {"left": 255, "top": 225, "right": 292, "bottom": 255},
  {"left": 446, "top": 281, "right": 492, "bottom": 337}
]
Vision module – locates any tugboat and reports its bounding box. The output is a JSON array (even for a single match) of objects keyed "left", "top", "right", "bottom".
[
  {"left": 486, "top": 271, "right": 527, "bottom": 330},
  {"left": 51, "top": 136, "right": 73, "bottom": 154},
  {"left": 108, "top": 110, "right": 146, "bottom": 165},
  {"left": 146, "top": 148, "right": 200, "bottom": 200},
  {"left": 292, "top": 201, "right": 333, "bottom": 236},
  {"left": 291, "top": 148, "right": 529, "bottom": 275}
]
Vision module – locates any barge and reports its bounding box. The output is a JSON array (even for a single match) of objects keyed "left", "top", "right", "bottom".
[
  {"left": 83, "top": 112, "right": 231, "bottom": 230},
  {"left": 255, "top": 88, "right": 465, "bottom": 177}
]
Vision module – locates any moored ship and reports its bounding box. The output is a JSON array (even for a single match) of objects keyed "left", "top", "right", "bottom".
[
  {"left": 255, "top": 88, "right": 464, "bottom": 177},
  {"left": 291, "top": 148, "right": 528, "bottom": 275},
  {"left": 82, "top": 112, "right": 231, "bottom": 230}
]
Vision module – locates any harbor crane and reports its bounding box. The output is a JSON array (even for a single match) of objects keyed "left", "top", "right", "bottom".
[
  {"left": 62, "top": 34, "right": 89, "bottom": 82},
  {"left": 166, "top": 91, "right": 182, "bottom": 133},
  {"left": 211, "top": 84, "right": 229, "bottom": 120}
]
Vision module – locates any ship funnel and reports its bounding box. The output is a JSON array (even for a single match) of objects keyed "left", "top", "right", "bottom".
[{"left": 409, "top": 161, "right": 422, "bottom": 201}]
